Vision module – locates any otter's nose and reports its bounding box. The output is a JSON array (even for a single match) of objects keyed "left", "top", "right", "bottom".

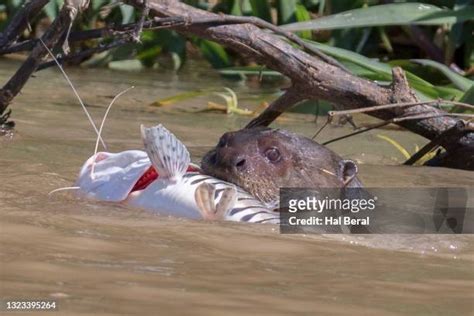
[
  {"left": 233, "top": 156, "right": 246, "bottom": 171},
  {"left": 214, "top": 148, "right": 246, "bottom": 171}
]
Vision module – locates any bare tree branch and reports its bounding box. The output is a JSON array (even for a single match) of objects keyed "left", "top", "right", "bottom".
[
  {"left": 0, "top": 17, "right": 187, "bottom": 55},
  {"left": 36, "top": 39, "right": 128, "bottom": 71},
  {"left": 122, "top": 0, "right": 472, "bottom": 169},
  {"left": 0, "top": 0, "right": 472, "bottom": 169},
  {"left": 246, "top": 89, "right": 306, "bottom": 128}
]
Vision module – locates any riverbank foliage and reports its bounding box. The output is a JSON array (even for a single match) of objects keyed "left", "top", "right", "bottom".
[{"left": 1, "top": 0, "right": 473, "bottom": 107}]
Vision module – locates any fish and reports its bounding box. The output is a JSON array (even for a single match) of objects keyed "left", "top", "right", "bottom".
[{"left": 76, "top": 124, "right": 280, "bottom": 224}]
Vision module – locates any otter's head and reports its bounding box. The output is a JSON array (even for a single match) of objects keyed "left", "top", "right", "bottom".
[{"left": 201, "top": 127, "right": 361, "bottom": 204}]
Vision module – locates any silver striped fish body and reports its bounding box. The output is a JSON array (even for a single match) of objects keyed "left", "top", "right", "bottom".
[{"left": 182, "top": 172, "right": 280, "bottom": 224}]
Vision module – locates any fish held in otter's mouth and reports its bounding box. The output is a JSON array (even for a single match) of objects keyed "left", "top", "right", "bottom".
[
  {"left": 75, "top": 124, "right": 279, "bottom": 224},
  {"left": 201, "top": 127, "right": 363, "bottom": 204}
]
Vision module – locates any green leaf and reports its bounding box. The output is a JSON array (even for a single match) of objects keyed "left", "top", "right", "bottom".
[
  {"left": 138, "top": 30, "right": 186, "bottom": 70},
  {"left": 460, "top": 85, "right": 474, "bottom": 106},
  {"left": 295, "top": 4, "right": 312, "bottom": 40},
  {"left": 119, "top": 4, "right": 135, "bottom": 24},
  {"left": 318, "top": 0, "right": 325, "bottom": 15},
  {"left": 377, "top": 135, "right": 411, "bottom": 160},
  {"left": 281, "top": 3, "right": 474, "bottom": 31},
  {"left": 198, "top": 40, "right": 231, "bottom": 69},
  {"left": 449, "top": 84, "right": 474, "bottom": 113},
  {"left": 250, "top": 0, "right": 272, "bottom": 22},
  {"left": 150, "top": 89, "right": 212, "bottom": 107},
  {"left": 303, "top": 0, "right": 320, "bottom": 10},
  {"left": 218, "top": 66, "right": 284, "bottom": 77},
  {"left": 338, "top": 62, "right": 388, "bottom": 81},
  {"left": 92, "top": 0, "right": 109, "bottom": 11},
  {"left": 291, "top": 99, "right": 332, "bottom": 115},
  {"left": 11, "top": 0, "right": 23, "bottom": 8},
  {"left": 241, "top": 0, "right": 253, "bottom": 16},
  {"left": 303, "top": 39, "right": 464, "bottom": 100},
  {"left": 461, "top": 85, "right": 474, "bottom": 103},
  {"left": 277, "top": 0, "right": 298, "bottom": 25},
  {"left": 304, "top": 39, "right": 392, "bottom": 75},
  {"left": 230, "top": 0, "right": 242, "bottom": 16},
  {"left": 43, "top": 1, "right": 58, "bottom": 20},
  {"left": 410, "top": 59, "right": 474, "bottom": 92},
  {"left": 136, "top": 46, "right": 162, "bottom": 67},
  {"left": 108, "top": 60, "right": 144, "bottom": 71},
  {"left": 170, "top": 52, "right": 183, "bottom": 71}
]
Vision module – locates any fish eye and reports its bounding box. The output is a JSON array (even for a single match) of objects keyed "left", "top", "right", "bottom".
[{"left": 265, "top": 147, "right": 281, "bottom": 163}]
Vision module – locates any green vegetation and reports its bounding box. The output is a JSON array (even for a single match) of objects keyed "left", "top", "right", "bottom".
[{"left": 1, "top": 0, "right": 473, "bottom": 110}]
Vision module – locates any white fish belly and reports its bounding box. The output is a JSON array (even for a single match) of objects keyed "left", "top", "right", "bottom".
[{"left": 126, "top": 179, "right": 203, "bottom": 219}]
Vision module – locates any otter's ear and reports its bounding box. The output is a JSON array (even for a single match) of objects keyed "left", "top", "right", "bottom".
[{"left": 339, "top": 159, "right": 358, "bottom": 187}]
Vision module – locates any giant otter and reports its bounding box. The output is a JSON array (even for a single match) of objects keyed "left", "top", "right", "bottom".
[{"left": 201, "top": 127, "right": 363, "bottom": 204}]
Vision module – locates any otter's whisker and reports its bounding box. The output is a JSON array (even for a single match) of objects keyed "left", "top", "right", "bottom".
[{"left": 319, "top": 167, "right": 337, "bottom": 177}]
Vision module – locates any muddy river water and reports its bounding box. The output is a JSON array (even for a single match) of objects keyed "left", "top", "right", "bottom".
[{"left": 1, "top": 58, "right": 473, "bottom": 315}]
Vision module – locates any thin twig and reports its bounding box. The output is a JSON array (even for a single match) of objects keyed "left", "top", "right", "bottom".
[
  {"left": 0, "top": 17, "right": 186, "bottom": 55},
  {"left": 312, "top": 116, "right": 331, "bottom": 139},
  {"left": 132, "top": 0, "right": 150, "bottom": 43},
  {"left": 404, "top": 121, "right": 469, "bottom": 165},
  {"left": 323, "top": 121, "right": 391, "bottom": 145},
  {"left": 246, "top": 89, "right": 305, "bottom": 128},
  {"left": 37, "top": 39, "right": 128, "bottom": 71},
  {"left": 392, "top": 112, "right": 473, "bottom": 122},
  {"left": 327, "top": 99, "right": 474, "bottom": 117},
  {"left": 322, "top": 112, "right": 473, "bottom": 146}
]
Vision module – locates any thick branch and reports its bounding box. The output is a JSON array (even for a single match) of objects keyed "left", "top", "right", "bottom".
[
  {"left": 36, "top": 39, "right": 127, "bottom": 71},
  {"left": 246, "top": 89, "right": 306, "bottom": 128},
  {"left": 404, "top": 121, "right": 470, "bottom": 166},
  {"left": 121, "top": 0, "right": 472, "bottom": 169},
  {"left": 1, "top": 0, "right": 471, "bottom": 169},
  {"left": 125, "top": 1, "right": 439, "bottom": 137}
]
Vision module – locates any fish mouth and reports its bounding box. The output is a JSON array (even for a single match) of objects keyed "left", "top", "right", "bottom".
[
  {"left": 131, "top": 166, "right": 158, "bottom": 192},
  {"left": 130, "top": 164, "right": 201, "bottom": 193}
]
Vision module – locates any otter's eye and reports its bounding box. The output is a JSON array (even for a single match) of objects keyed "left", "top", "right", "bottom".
[{"left": 265, "top": 147, "right": 281, "bottom": 162}]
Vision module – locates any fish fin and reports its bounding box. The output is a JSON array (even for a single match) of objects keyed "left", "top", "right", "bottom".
[
  {"left": 195, "top": 183, "right": 236, "bottom": 220},
  {"left": 140, "top": 124, "right": 190, "bottom": 181},
  {"left": 215, "top": 186, "right": 237, "bottom": 216},
  {"left": 194, "top": 182, "right": 237, "bottom": 221},
  {"left": 195, "top": 182, "right": 224, "bottom": 220}
]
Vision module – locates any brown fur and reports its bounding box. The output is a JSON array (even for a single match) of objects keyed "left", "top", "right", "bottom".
[{"left": 201, "top": 127, "right": 362, "bottom": 204}]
